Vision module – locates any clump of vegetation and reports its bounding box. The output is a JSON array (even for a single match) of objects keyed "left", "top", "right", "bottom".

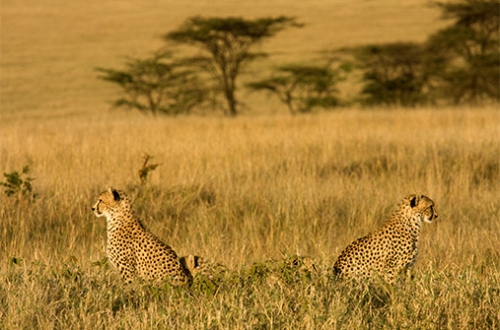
[
  {"left": 1, "top": 256, "right": 498, "bottom": 329},
  {"left": 345, "top": 0, "right": 499, "bottom": 107},
  {"left": 137, "top": 154, "right": 160, "bottom": 185},
  {"left": 165, "top": 16, "right": 302, "bottom": 116},
  {"left": 96, "top": 53, "right": 210, "bottom": 115},
  {"left": 1, "top": 165, "right": 37, "bottom": 201},
  {"left": 248, "top": 63, "right": 343, "bottom": 114},
  {"left": 349, "top": 42, "right": 447, "bottom": 107},
  {"left": 429, "top": 0, "right": 499, "bottom": 104}
]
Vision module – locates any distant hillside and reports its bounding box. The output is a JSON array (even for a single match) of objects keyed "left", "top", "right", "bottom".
[{"left": 0, "top": 0, "right": 446, "bottom": 115}]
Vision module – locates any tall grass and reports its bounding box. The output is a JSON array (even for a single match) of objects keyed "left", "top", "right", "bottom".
[
  {"left": 0, "top": 108, "right": 499, "bottom": 328},
  {"left": 2, "top": 1, "right": 497, "bottom": 327}
]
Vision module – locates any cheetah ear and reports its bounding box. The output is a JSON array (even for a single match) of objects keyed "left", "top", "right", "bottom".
[
  {"left": 410, "top": 194, "right": 421, "bottom": 208},
  {"left": 108, "top": 187, "right": 121, "bottom": 202},
  {"left": 410, "top": 195, "right": 418, "bottom": 208}
]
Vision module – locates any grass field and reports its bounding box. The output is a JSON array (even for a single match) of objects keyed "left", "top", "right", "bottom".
[
  {"left": 1, "top": 1, "right": 499, "bottom": 329},
  {"left": 1, "top": 108, "right": 499, "bottom": 328}
]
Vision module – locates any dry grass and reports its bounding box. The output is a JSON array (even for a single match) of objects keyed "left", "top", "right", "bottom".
[
  {"left": 1, "top": 1, "right": 499, "bottom": 328},
  {"left": 1, "top": 108, "right": 499, "bottom": 328}
]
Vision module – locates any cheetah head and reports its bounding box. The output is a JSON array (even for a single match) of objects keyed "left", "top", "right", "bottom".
[
  {"left": 92, "top": 188, "right": 130, "bottom": 220},
  {"left": 409, "top": 194, "right": 438, "bottom": 223}
]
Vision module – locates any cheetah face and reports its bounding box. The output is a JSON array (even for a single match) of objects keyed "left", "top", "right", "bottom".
[
  {"left": 92, "top": 198, "right": 107, "bottom": 218},
  {"left": 410, "top": 195, "right": 438, "bottom": 223},
  {"left": 423, "top": 203, "right": 437, "bottom": 223},
  {"left": 421, "top": 204, "right": 437, "bottom": 223},
  {"left": 92, "top": 188, "right": 122, "bottom": 219}
]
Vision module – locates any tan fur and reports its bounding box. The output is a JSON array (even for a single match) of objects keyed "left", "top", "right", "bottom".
[
  {"left": 333, "top": 194, "right": 438, "bottom": 282},
  {"left": 92, "top": 188, "right": 192, "bottom": 285}
]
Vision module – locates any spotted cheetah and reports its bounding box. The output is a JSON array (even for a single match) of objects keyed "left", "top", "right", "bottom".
[
  {"left": 92, "top": 188, "right": 192, "bottom": 285},
  {"left": 333, "top": 194, "right": 438, "bottom": 281}
]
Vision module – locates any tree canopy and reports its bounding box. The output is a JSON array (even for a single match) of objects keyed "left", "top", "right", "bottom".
[
  {"left": 345, "top": 0, "right": 499, "bottom": 107},
  {"left": 165, "top": 16, "right": 302, "bottom": 116},
  {"left": 96, "top": 53, "right": 208, "bottom": 115},
  {"left": 429, "top": 0, "right": 499, "bottom": 104},
  {"left": 248, "top": 64, "right": 341, "bottom": 114},
  {"left": 352, "top": 42, "right": 447, "bottom": 106}
]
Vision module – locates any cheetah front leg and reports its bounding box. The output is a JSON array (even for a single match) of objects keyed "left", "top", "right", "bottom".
[
  {"left": 107, "top": 248, "right": 137, "bottom": 283},
  {"left": 115, "top": 262, "right": 137, "bottom": 283}
]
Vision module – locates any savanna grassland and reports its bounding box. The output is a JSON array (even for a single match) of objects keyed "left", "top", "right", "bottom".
[
  {"left": 1, "top": 0, "right": 447, "bottom": 116},
  {"left": 1, "top": 109, "right": 499, "bottom": 329},
  {"left": 1, "top": 0, "right": 499, "bottom": 329}
]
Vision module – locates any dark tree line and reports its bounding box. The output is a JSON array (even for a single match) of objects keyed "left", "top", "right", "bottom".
[
  {"left": 351, "top": 0, "right": 499, "bottom": 107},
  {"left": 351, "top": 42, "right": 447, "bottom": 107},
  {"left": 431, "top": 0, "right": 499, "bottom": 104},
  {"left": 247, "top": 63, "right": 343, "bottom": 114},
  {"left": 97, "top": 0, "right": 499, "bottom": 116}
]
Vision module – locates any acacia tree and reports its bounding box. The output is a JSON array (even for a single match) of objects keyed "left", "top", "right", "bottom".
[
  {"left": 353, "top": 42, "right": 447, "bottom": 107},
  {"left": 165, "top": 16, "right": 301, "bottom": 116},
  {"left": 248, "top": 64, "right": 341, "bottom": 114},
  {"left": 96, "top": 53, "right": 208, "bottom": 115},
  {"left": 429, "top": 0, "right": 499, "bottom": 104}
]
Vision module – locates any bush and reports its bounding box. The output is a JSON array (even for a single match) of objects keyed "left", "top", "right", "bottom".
[
  {"left": 1, "top": 165, "right": 37, "bottom": 201},
  {"left": 248, "top": 63, "right": 342, "bottom": 114}
]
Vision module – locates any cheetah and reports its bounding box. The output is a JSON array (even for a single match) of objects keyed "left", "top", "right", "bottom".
[
  {"left": 92, "top": 188, "right": 192, "bottom": 285},
  {"left": 179, "top": 255, "right": 204, "bottom": 277},
  {"left": 179, "top": 255, "right": 228, "bottom": 280},
  {"left": 333, "top": 194, "right": 438, "bottom": 282}
]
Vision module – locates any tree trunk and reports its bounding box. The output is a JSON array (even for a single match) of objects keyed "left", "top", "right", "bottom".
[
  {"left": 223, "top": 73, "right": 238, "bottom": 116},
  {"left": 227, "top": 91, "right": 237, "bottom": 116}
]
